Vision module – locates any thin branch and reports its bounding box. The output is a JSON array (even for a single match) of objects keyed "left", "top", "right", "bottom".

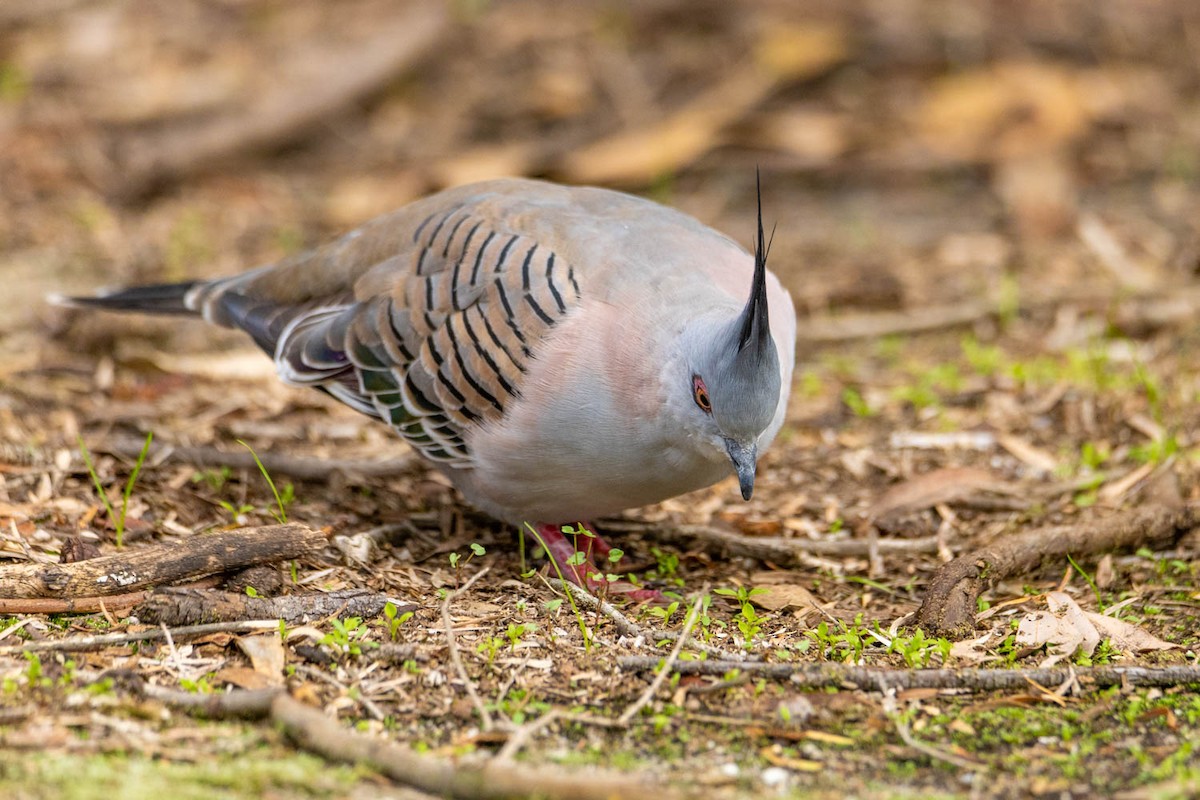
[
  {"left": 0, "top": 619, "right": 281, "bottom": 655},
  {"left": 604, "top": 520, "right": 941, "bottom": 564},
  {"left": 494, "top": 709, "right": 562, "bottom": 762},
  {"left": 617, "top": 658, "right": 1200, "bottom": 692},
  {"left": 272, "top": 693, "right": 689, "bottom": 800},
  {"left": 880, "top": 685, "right": 983, "bottom": 771},
  {"left": 617, "top": 586, "right": 708, "bottom": 726},
  {"left": 101, "top": 438, "right": 415, "bottom": 482},
  {"left": 441, "top": 566, "right": 494, "bottom": 732},
  {"left": 0, "top": 590, "right": 149, "bottom": 615}
]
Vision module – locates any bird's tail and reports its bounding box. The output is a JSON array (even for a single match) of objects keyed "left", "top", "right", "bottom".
[{"left": 49, "top": 281, "right": 204, "bottom": 316}]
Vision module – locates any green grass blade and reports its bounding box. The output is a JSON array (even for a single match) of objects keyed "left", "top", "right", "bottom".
[{"left": 237, "top": 439, "right": 287, "bottom": 523}]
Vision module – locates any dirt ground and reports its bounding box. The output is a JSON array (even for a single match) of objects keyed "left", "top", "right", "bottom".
[{"left": 2, "top": 1, "right": 1200, "bottom": 798}]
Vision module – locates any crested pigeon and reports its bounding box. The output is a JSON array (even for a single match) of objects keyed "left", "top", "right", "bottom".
[{"left": 57, "top": 177, "right": 797, "bottom": 596}]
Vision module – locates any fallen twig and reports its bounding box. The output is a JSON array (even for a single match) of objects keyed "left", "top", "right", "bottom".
[
  {"left": 0, "top": 619, "right": 280, "bottom": 655},
  {"left": 137, "top": 681, "right": 282, "bottom": 719},
  {"left": 102, "top": 438, "right": 414, "bottom": 482},
  {"left": 441, "top": 566, "right": 494, "bottom": 732},
  {"left": 795, "top": 298, "right": 997, "bottom": 343},
  {"left": 0, "top": 523, "right": 325, "bottom": 600},
  {"left": 617, "top": 586, "right": 707, "bottom": 725},
  {"left": 272, "top": 693, "right": 687, "bottom": 800},
  {"left": 880, "top": 684, "right": 984, "bottom": 770},
  {"left": 914, "top": 504, "right": 1197, "bottom": 635},
  {"left": 617, "top": 658, "right": 1200, "bottom": 692},
  {"left": 0, "top": 590, "right": 149, "bottom": 615},
  {"left": 134, "top": 587, "right": 388, "bottom": 626},
  {"left": 606, "top": 520, "right": 941, "bottom": 564}
]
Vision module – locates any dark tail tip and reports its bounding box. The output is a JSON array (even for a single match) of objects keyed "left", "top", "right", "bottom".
[{"left": 48, "top": 281, "right": 201, "bottom": 316}]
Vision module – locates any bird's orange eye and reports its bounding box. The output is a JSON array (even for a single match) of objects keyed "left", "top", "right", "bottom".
[{"left": 692, "top": 375, "right": 712, "bottom": 414}]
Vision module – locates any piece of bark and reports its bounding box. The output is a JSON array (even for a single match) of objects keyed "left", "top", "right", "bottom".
[
  {"left": 59, "top": 537, "right": 102, "bottom": 564},
  {"left": 134, "top": 587, "right": 387, "bottom": 626},
  {"left": 0, "top": 523, "right": 324, "bottom": 599},
  {"left": 914, "top": 505, "right": 1197, "bottom": 636},
  {"left": 224, "top": 565, "right": 283, "bottom": 597},
  {"left": 617, "top": 657, "right": 1200, "bottom": 692}
]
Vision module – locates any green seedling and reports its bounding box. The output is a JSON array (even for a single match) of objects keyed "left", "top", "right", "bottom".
[
  {"left": 78, "top": 431, "right": 153, "bottom": 548},
  {"left": 383, "top": 601, "right": 413, "bottom": 642},
  {"left": 320, "top": 616, "right": 376, "bottom": 658}
]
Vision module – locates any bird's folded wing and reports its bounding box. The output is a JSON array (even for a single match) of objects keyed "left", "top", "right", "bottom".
[{"left": 199, "top": 190, "right": 584, "bottom": 466}]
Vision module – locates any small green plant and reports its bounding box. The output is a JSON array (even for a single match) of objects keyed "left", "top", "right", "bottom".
[
  {"left": 841, "top": 387, "right": 874, "bottom": 417},
  {"left": 449, "top": 542, "right": 487, "bottom": 586},
  {"left": 320, "top": 617, "right": 377, "bottom": 658},
  {"left": 383, "top": 601, "right": 413, "bottom": 642},
  {"left": 237, "top": 439, "right": 293, "bottom": 523},
  {"left": 505, "top": 622, "right": 534, "bottom": 651},
  {"left": 476, "top": 635, "right": 504, "bottom": 666},
  {"left": 191, "top": 466, "right": 233, "bottom": 491},
  {"left": 888, "top": 629, "right": 953, "bottom": 668},
  {"left": 78, "top": 431, "right": 153, "bottom": 548},
  {"left": 523, "top": 523, "right": 593, "bottom": 652},
  {"left": 646, "top": 600, "right": 681, "bottom": 627},
  {"left": 218, "top": 499, "right": 254, "bottom": 524},
  {"left": 180, "top": 675, "right": 213, "bottom": 694},
  {"left": 24, "top": 652, "right": 50, "bottom": 689},
  {"left": 715, "top": 586, "right": 769, "bottom": 649}
]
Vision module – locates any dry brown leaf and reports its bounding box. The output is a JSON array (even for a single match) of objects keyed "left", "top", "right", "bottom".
[
  {"left": 868, "top": 467, "right": 1009, "bottom": 519},
  {"left": 236, "top": 633, "right": 286, "bottom": 686},
  {"left": 558, "top": 23, "right": 845, "bottom": 185},
  {"left": 755, "top": 22, "right": 848, "bottom": 82},
  {"left": 948, "top": 632, "right": 997, "bottom": 665},
  {"left": 214, "top": 665, "right": 274, "bottom": 690},
  {"left": 916, "top": 61, "right": 1090, "bottom": 162},
  {"left": 1086, "top": 612, "right": 1177, "bottom": 653},
  {"left": 557, "top": 68, "right": 771, "bottom": 185},
  {"left": 750, "top": 583, "right": 821, "bottom": 613},
  {"left": 1016, "top": 591, "right": 1099, "bottom": 667}
]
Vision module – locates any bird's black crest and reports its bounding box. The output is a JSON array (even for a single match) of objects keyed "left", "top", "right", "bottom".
[{"left": 736, "top": 169, "right": 774, "bottom": 356}]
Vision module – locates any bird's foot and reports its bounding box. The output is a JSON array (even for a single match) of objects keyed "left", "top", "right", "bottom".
[{"left": 529, "top": 523, "right": 664, "bottom": 604}]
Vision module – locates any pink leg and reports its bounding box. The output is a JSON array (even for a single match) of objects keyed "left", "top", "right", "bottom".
[{"left": 529, "top": 523, "right": 664, "bottom": 603}]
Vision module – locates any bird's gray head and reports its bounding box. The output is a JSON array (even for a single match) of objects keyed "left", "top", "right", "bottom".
[{"left": 678, "top": 174, "right": 781, "bottom": 501}]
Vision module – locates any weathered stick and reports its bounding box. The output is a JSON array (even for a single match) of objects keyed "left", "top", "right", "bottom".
[
  {"left": 0, "top": 523, "right": 324, "bottom": 599},
  {"left": 617, "top": 658, "right": 1200, "bottom": 692},
  {"left": 272, "top": 694, "right": 688, "bottom": 800},
  {"left": 134, "top": 587, "right": 389, "bottom": 626},
  {"left": 0, "top": 591, "right": 149, "bottom": 615},
  {"left": 0, "top": 620, "right": 280, "bottom": 655},
  {"left": 101, "top": 438, "right": 414, "bottom": 482},
  {"left": 914, "top": 504, "right": 1197, "bottom": 636},
  {"left": 606, "top": 520, "right": 940, "bottom": 563}
]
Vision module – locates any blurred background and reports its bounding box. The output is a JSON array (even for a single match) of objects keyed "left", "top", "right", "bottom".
[{"left": 2, "top": 0, "right": 1198, "bottom": 360}]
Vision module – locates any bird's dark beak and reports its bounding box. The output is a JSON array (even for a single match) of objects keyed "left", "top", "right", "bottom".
[{"left": 724, "top": 438, "right": 758, "bottom": 501}]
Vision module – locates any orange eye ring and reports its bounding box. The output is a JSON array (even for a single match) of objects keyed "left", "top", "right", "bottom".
[{"left": 692, "top": 375, "right": 712, "bottom": 414}]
